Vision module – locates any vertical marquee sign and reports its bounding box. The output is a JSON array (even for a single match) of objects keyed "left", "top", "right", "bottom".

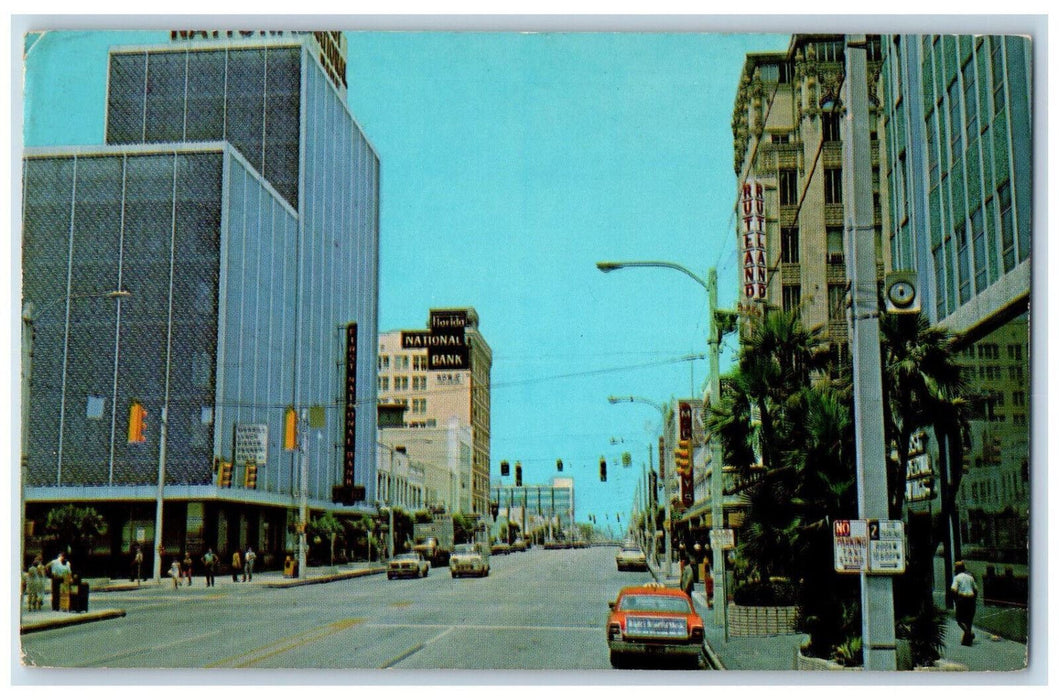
[
  {"left": 679, "top": 402, "right": 694, "bottom": 507},
  {"left": 343, "top": 323, "right": 358, "bottom": 492},
  {"left": 741, "top": 179, "right": 768, "bottom": 301}
]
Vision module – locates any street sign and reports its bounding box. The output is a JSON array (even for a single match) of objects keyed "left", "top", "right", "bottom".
[
  {"left": 868, "top": 519, "right": 906, "bottom": 574},
  {"left": 710, "top": 528, "right": 735, "bottom": 550},
  {"left": 834, "top": 519, "right": 906, "bottom": 574},
  {"left": 833, "top": 519, "right": 868, "bottom": 573}
]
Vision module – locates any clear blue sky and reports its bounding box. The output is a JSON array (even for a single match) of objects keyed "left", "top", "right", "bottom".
[{"left": 19, "top": 28, "right": 791, "bottom": 530}]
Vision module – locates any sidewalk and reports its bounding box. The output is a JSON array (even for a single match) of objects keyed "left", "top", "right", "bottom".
[
  {"left": 647, "top": 560, "right": 1029, "bottom": 673},
  {"left": 19, "top": 561, "right": 386, "bottom": 634}
]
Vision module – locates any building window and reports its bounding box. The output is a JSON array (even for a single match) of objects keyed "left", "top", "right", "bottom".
[
  {"left": 998, "top": 181, "right": 1015, "bottom": 271},
  {"left": 413, "top": 355, "right": 428, "bottom": 371},
  {"left": 815, "top": 40, "right": 845, "bottom": 63},
  {"left": 378, "top": 376, "right": 389, "bottom": 392},
  {"left": 824, "top": 168, "right": 842, "bottom": 204},
  {"left": 1007, "top": 344, "right": 1023, "bottom": 361},
  {"left": 962, "top": 58, "right": 978, "bottom": 138},
  {"left": 779, "top": 169, "right": 798, "bottom": 206},
  {"left": 780, "top": 227, "right": 799, "bottom": 263},
  {"left": 971, "top": 205, "right": 987, "bottom": 293},
  {"left": 826, "top": 227, "right": 844, "bottom": 263},
  {"left": 378, "top": 355, "right": 390, "bottom": 370},
  {"left": 772, "top": 133, "right": 790, "bottom": 144},
  {"left": 1012, "top": 390, "right": 1025, "bottom": 407},
  {"left": 956, "top": 220, "right": 971, "bottom": 305},
  {"left": 822, "top": 112, "right": 841, "bottom": 142},
  {"left": 991, "top": 38, "right": 1006, "bottom": 115},
  {"left": 1008, "top": 365, "right": 1023, "bottom": 382},
  {"left": 828, "top": 284, "right": 846, "bottom": 322},
  {"left": 782, "top": 285, "right": 801, "bottom": 313},
  {"left": 947, "top": 79, "right": 962, "bottom": 163}
]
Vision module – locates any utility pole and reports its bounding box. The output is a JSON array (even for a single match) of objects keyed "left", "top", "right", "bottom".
[
  {"left": 707, "top": 268, "right": 726, "bottom": 628},
  {"left": 297, "top": 408, "right": 309, "bottom": 578},
  {"left": 844, "top": 34, "right": 897, "bottom": 670}
]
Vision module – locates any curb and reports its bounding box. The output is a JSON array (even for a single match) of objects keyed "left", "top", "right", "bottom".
[
  {"left": 20, "top": 609, "right": 127, "bottom": 634},
  {"left": 258, "top": 567, "right": 386, "bottom": 588}
]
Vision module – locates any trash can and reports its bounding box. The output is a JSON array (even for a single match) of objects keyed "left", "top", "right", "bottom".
[
  {"left": 59, "top": 574, "right": 73, "bottom": 612},
  {"left": 71, "top": 579, "right": 89, "bottom": 613},
  {"left": 284, "top": 556, "right": 297, "bottom": 578}
]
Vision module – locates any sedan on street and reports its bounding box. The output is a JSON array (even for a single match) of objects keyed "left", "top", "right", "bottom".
[
  {"left": 606, "top": 583, "right": 706, "bottom": 668},
  {"left": 450, "top": 543, "right": 490, "bottom": 578},
  {"left": 387, "top": 552, "right": 430, "bottom": 579},
  {"left": 615, "top": 545, "right": 648, "bottom": 572}
]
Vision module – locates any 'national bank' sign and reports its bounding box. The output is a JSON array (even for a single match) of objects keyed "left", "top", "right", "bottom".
[{"left": 400, "top": 310, "right": 470, "bottom": 370}]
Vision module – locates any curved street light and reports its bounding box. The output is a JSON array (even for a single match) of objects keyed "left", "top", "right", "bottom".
[
  {"left": 607, "top": 394, "right": 673, "bottom": 577},
  {"left": 598, "top": 259, "right": 732, "bottom": 630}
]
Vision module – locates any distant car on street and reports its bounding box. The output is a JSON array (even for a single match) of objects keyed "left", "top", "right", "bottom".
[
  {"left": 450, "top": 543, "right": 491, "bottom": 578},
  {"left": 387, "top": 552, "right": 429, "bottom": 580},
  {"left": 490, "top": 542, "right": 511, "bottom": 556},
  {"left": 615, "top": 545, "right": 648, "bottom": 572},
  {"left": 606, "top": 583, "right": 706, "bottom": 669}
]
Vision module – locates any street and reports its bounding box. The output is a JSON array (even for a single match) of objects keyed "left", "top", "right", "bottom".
[{"left": 20, "top": 545, "right": 683, "bottom": 671}]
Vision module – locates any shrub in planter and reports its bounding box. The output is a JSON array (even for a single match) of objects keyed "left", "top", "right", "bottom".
[{"left": 732, "top": 578, "right": 798, "bottom": 606}]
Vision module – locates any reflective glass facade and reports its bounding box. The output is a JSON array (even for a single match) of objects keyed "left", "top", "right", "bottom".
[{"left": 24, "top": 36, "right": 380, "bottom": 507}]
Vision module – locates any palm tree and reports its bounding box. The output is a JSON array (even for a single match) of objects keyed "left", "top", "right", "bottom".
[{"left": 880, "top": 312, "right": 967, "bottom": 517}]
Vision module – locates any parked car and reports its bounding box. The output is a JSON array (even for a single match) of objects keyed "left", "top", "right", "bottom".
[
  {"left": 491, "top": 542, "right": 511, "bottom": 556},
  {"left": 606, "top": 583, "right": 706, "bottom": 669},
  {"left": 387, "top": 552, "right": 429, "bottom": 580},
  {"left": 615, "top": 545, "right": 648, "bottom": 572},
  {"left": 510, "top": 538, "right": 528, "bottom": 552},
  {"left": 450, "top": 543, "right": 490, "bottom": 578}
]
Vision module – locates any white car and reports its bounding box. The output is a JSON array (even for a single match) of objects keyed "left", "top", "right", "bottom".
[
  {"left": 387, "top": 552, "right": 430, "bottom": 579},
  {"left": 615, "top": 546, "right": 648, "bottom": 572},
  {"left": 449, "top": 543, "right": 490, "bottom": 578}
]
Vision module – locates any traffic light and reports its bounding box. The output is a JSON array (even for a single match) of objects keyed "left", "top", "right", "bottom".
[
  {"left": 556, "top": 458, "right": 563, "bottom": 472},
  {"left": 212, "top": 456, "right": 221, "bottom": 474},
  {"left": 599, "top": 457, "right": 607, "bottom": 482},
  {"left": 515, "top": 462, "right": 523, "bottom": 487},
  {"left": 127, "top": 401, "right": 147, "bottom": 443},
  {"left": 218, "top": 460, "right": 232, "bottom": 487},
  {"left": 284, "top": 406, "right": 298, "bottom": 451},
  {"left": 490, "top": 501, "right": 500, "bottom": 519},
  {"left": 674, "top": 439, "right": 691, "bottom": 474},
  {"left": 500, "top": 460, "right": 510, "bottom": 477},
  {"left": 244, "top": 462, "right": 257, "bottom": 489}
]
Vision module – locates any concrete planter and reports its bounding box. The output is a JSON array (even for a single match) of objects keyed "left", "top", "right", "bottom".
[
  {"left": 728, "top": 603, "right": 798, "bottom": 636},
  {"left": 795, "top": 637, "right": 968, "bottom": 672}
]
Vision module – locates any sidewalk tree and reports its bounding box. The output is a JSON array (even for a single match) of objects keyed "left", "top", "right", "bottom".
[{"left": 42, "top": 504, "right": 107, "bottom": 566}]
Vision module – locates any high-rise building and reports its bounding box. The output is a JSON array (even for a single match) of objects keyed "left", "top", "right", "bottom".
[
  {"left": 878, "top": 34, "right": 1032, "bottom": 564},
  {"left": 21, "top": 32, "right": 380, "bottom": 574},
  {"left": 492, "top": 477, "right": 575, "bottom": 539},
  {"left": 730, "top": 35, "right": 890, "bottom": 359},
  {"left": 377, "top": 308, "right": 492, "bottom": 515}
]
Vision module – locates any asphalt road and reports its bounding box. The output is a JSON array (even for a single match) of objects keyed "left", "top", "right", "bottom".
[{"left": 20, "top": 545, "right": 672, "bottom": 672}]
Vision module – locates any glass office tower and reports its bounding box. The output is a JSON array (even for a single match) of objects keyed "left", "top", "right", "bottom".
[{"left": 22, "top": 35, "right": 380, "bottom": 572}]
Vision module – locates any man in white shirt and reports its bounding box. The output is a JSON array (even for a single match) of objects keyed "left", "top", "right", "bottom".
[
  {"left": 950, "top": 561, "right": 978, "bottom": 646},
  {"left": 45, "top": 551, "right": 71, "bottom": 611}
]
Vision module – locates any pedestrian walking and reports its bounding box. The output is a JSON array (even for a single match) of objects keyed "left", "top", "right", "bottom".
[
  {"left": 25, "top": 555, "right": 46, "bottom": 611},
  {"left": 231, "top": 550, "right": 242, "bottom": 582},
  {"left": 201, "top": 548, "right": 217, "bottom": 587},
  {"left": 44, "top": 551, "right": 71, "bottom": 611},
  {"left": 243, "top": 546, "right": 256, "bottom": 582},
  {"left": 169, "top": 558, "right": 182, "bottom": 589},
  {"left": 679, "top": 556, "right": 695, "bottom": 596},
  {"left": 130, "top": 545, "right": 144, "bottom": 584},
  {"left": 951, "top": 561, "right": 979, "bottom": 646},
  {"left": 182, "top": 552, "right": 194, "bottom": 586}
]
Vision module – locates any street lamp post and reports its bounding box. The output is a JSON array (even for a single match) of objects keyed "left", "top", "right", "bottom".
[
  {"left": 608, "top": 395, "right": 672, "bottom": 577},
  {"left": 598, "top": 260, "right": 734, "bottom": 628}
]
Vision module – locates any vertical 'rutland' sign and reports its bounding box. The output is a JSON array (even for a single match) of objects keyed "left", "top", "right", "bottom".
[
  {"left": 401, "top": 309, "right": 470, "bottom": 370},
  {"left": 741, "top": 179, "right": 767, "bottom": 300}
]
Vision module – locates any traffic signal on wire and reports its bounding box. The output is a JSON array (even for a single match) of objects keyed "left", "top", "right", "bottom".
[
  {"left": 127, "top": 401, "right": 147, "bottom": 443},
  {"left": 500, "top": 460, "right": 510, "bottom": 477},
  {"left": 284, "top": 406, "right": 298, "bottom": 451},
  {"left": 515, "top": 462, "right": 523, "bottom": 487},
  {"left": 674, "top": 439, "right": 691, "bottom": 474},
  {"left": 599, "top": 457, "right": 607, "bottom": 482}
]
